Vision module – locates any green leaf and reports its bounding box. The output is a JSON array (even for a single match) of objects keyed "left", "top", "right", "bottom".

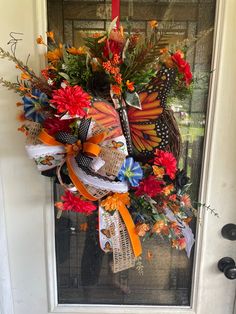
[
  {"left": 58, "top": 72, "right": 70, "bottom": 81},
  {"left": 124, "top": 91, "right": 142, "bottom": 109},
  {"left": 62, "top": 45, "right": 69, "bottom": 63}
]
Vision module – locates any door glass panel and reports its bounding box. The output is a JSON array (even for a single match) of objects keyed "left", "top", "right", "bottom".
[{"left": 48, "top": 0, "right": 216, "bottom": 306}]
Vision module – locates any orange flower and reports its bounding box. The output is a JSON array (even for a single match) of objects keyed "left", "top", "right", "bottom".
[
  {"left": 172, "top": 238, "right": 186, "bottom": 250},
  {"left": 164, "top": 56, "right": 174, "bottom": 68},
  {"left": 151, "top": 220, "right": 166, "bottom": 234},
  {"left": 18, "top": 84, "right": 30, "bottom": 92},
  {"left": 114, "top": 73, "right": 122, "bottom": 84},
  {"left": 160, "top": 48, "right": 169, "bottom": 54},
  {"left": 169, "top": 203, "right": 180, "bottom": 214},
  {"left": 111, "top": 84, "right": 122, "bottom": 96},
  {"left": 102, "top": 60, "right": 112, "bottom": 72},
  {"left": 135, "top": 223, "right": 150, "bottom": 237},
  {"left": 180, "top": 194, "right": 192, "bottom": 208},
  {"left": 146, "top": 249, "right": 153, "bottom": 262},
  {"left": 55, "top": 202, "right": 64, "bottom": 210},
  {"left": 169, "top": 194, "right": 177, "bottom": 202},
  {"left": 47, "top": 47, "right": 63, "bottom": 64},
  {"left": 17, "top": 125, "right": 27, "bottom": 134},
  {"left": 67, "top": 46, "right": 87, "bottom": 55},
  {"left": 161, "top": 225, "right": 170, "bottom": 236},
  {"left": 101, "top": 192, "right": 130, "bottom": 212},
  {"left": 46, "top": 31, "right": 55, "bottom": 42},
  {"left": 21, "top": 72, "right": 31, "bottom": 81},
  {"left": 36, "top": 35, "right": 45, "bottom": 45},
  {"left": 17, "top": 112, "right": 26, "bottom": 122},
  {"left": 162, "top": 184, "right": 174, "bottom": 196},
  {"left": 16, "top": 102, "right": 23, "bottom": 107},
  {"left": 149, "top": 20, "right": 158, "bottom": 29},
  {"left": 152, "top": 165, "right": 165, "bottom": 178},
  {"left": 126, "top": 80, "right": 135, "bottom": 92},
  {"left": 110, "top": 66, "right": 120, "bottom": 75},
  {"left": 80, "top": 222, "right": 88, "bottom": 232},
  {"left": 112, "top": 53, "right": 120, "bottom": 65},
  {"left": 183, "top": 217, "right": 192, "bottom": 224}
]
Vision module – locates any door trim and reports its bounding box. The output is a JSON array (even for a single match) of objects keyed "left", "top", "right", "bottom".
[
  {"left": 41, "top": 0, "right": 227, "bottom": 313},
  {"left": 0, "top": 175, "right": 14, "bottom": 314}
]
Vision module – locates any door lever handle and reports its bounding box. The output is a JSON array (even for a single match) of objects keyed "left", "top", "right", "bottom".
[
  {"left": 221, "top": 224, "right": 236, "bottom": 240},
  {"left": 218, "top": 257, "right": 236, "bottom": 280}
]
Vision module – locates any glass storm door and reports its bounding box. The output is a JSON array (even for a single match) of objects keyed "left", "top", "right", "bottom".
[
  {"left": 49, "top": 0, "right": 215, "bottom": 306},
  {"left": 0, "top": 1, "right": 235, "bottom": 314}
]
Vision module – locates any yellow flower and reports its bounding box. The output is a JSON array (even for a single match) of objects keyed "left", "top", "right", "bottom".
[
  {"left": 152, "top": 165, "right": 165, "bottom": 178},
  {"left": 149, "top": 20, "right": 158, "bottom": 29},
  {"left": 46, "top": 31, "right": 55, "bottom": 42},
  {"left": 101, "top": 192, "right": 130, "bottom": 212},
  {"left": 67, "top": 46, "right": 87, "bottom": 55},
  {"left": 162, "top": 184, "right": 174, "bottom": 196}
]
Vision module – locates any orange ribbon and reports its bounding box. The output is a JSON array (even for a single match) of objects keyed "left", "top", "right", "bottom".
[
  {"left": 118, "top": 203, "right": 142, "bottom": 257},
  {"left": 38, "top": 129, "right": 107, "bottom": 200}
]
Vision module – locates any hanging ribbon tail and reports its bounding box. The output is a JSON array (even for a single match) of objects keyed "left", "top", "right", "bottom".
[
  {"left": 118, "top": 203, "right": 142, "bottom": 257},
  {"left": 99, "top": 206, "right": 136, "bottom": 273}
]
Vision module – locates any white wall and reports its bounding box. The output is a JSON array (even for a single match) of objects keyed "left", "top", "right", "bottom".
[{"left": 0, "top": 1, "right": 48, "bottom": 313}]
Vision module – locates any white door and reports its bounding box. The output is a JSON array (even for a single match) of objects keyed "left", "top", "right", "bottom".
[{"left": 0, "top": 1, "right": 235, "bottom": 314}]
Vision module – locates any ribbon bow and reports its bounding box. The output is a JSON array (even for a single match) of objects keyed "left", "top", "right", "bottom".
[{"left": 38, "top": 118, "right": 107, "bottom": 200}]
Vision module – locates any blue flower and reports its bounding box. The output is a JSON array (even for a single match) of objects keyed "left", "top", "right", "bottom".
[
  {"left": 118, "top": 157, "right": 143, "bottom": 187},
  {"left": 23, "top": 89, "right": 49, "bottom": 123}
]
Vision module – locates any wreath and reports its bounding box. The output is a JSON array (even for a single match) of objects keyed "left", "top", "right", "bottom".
[{"left": 0, "top": 19, "right": 212, "bottom": 273}]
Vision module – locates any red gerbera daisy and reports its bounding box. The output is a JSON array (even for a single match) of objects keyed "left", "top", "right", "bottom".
[
  {"left": 154, "top": 149, "right": 177, "bottom": 179},
  {"left": 135, "top": 175, "right": 163, "bottom": 198},
  {"left": 58, "top": 191, "right": 97, "bottom": 215},
  {"left": 50, "top": 85, "right": 91, "bottom": 117}
]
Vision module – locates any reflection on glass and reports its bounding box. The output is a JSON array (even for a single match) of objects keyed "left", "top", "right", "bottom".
[{"left": 48, "top": 0, "right": 216, "bottom": 306}]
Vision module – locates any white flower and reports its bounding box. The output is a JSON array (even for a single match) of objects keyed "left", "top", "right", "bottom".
[{"left": 47, "top": 78, "right": 54, "bottom": 85}]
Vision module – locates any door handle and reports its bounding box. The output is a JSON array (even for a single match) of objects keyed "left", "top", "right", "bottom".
[
  {"left": 218, "top": 257, "right": 236, "bottom": 280},
  {"left": 221, "top": 224, "right": 236, "bottom": 240}
]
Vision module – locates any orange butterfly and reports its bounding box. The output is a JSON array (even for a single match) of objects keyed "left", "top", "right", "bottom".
[
  {"left": 111, "top": 140, "right": 124, "bottom": 149},
  {"left": 127, "top": 68, "right": 175, "bottom": 159},
  {"left": 88, "top": 68, "right": 175, "bottom": 160},
  {"left": 88, "top": 100, "right": 123, "bottom": 140},
  {"left": 40, "top": 155, "right": 54, "bottom": 166},
  {"left": 104, "top": 241, "right": 113, "bottom": 252}
]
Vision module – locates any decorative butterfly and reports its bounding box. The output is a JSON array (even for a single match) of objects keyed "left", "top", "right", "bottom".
[
  {"left": 104, "top": 241, "right": 113, "bottom": 252},
  {"left": 111, "top": 140, "right": 124, "bottom": 149},
  {"left": 88, "top": 67, "right": 178, "bottom": 161},
  {"left": 101, "top": 223, "right": 115, "bottom": 238},
  {"left": 88, "top": 101, "right": 123, "bottom": 140},
  {"left": 40, "top": 155, "right": 55, "bottom": 166}
]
